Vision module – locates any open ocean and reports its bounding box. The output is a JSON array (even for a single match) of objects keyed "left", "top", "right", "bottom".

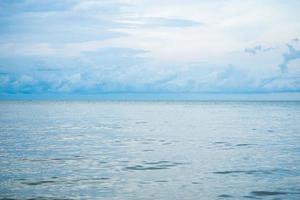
[{"left": 0, "top": 101, "right": 300, "bottom": 199}]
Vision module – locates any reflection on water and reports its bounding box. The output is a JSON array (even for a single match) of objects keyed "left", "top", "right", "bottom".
[{"left": 0, "top": 101, "right": 300, "bottom": 199}]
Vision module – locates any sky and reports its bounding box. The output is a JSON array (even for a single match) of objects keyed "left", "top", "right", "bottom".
[{"left": 0, "top": 0, "right": 300, "bottom": 96}]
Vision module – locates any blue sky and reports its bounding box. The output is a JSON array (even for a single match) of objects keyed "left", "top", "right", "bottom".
[{"left": 0, "top": 0, "right": 300, "bottom": 95}]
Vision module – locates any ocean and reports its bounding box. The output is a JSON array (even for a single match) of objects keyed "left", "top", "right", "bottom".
[{"left": 0, "top": 101, "right": 300, "bottom": 199}]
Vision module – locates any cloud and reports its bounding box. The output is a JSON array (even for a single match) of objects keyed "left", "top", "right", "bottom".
[
  {"left": 1, "top": 0, "right": 300, "bottom": 95},
  {"left": 278, "top": 41, "right": 300, "bottom": 73},
  {"left": 261, "top": 75, "right": 300, "bottom": 92},
  {"left": 245, "top": 45, "right": 275, "bottom": 55},
  {"left": 0, "top": 0, "right": 128, "bottom": 44},
  {"left": 245, "top": 45, "right": 262, "bottom": 55},
  {"left": 116, "top": 17, "right": 202, "bottom": 28}
]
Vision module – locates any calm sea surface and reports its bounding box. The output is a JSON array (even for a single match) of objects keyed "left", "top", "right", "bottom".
[{"left": 0, "top": 101, "right": 300, "bottom": 199}]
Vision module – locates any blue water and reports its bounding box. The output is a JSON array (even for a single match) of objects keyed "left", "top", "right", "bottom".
[{"left": 0, "top": 101, "right": 300, "bottom": 199}]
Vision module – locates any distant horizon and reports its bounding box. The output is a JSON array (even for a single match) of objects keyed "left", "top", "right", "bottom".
[{"left": 1, "top": 92, "right": 300, "bottom": 101}]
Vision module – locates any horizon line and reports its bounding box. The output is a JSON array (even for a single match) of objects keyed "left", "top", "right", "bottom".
[{"left": 1, "top": 92, "right": 300, "bottom": 101}]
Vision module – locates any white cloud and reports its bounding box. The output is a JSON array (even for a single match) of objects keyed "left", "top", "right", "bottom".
[{"left": 1, "top": 0, "right": 300, "bottom": 94}]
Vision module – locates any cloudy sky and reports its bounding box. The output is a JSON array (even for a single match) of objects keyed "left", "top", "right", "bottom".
[{"left": 0, "top": 0, "right": 300, "bottom": 95}]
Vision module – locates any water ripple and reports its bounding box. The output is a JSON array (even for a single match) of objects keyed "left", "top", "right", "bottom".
[
  {"left": 124, "top": 161, "right": 186, "bottom": 171},
  {"left": 213, "top": 170, "right": 272, "bottom": 175},
  {"left": 217, "top": 194, "right": 233, "bottom": 198},
  {"left": 250, "top": 191, "right": 287, "bottom": 196}
]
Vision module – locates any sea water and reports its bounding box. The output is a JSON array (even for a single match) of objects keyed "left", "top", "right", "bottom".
[{"left": 0, "top": 101, "right": 300, "bottom": 199}]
